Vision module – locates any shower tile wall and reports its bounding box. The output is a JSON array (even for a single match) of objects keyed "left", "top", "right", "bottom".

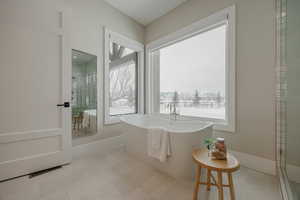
[
  {"left": 276, "top": 0, "right": 289, "bottom": 199},
  {"left": 276, "top": 0, "right": 287, "bottom": 170},
  {"left": 72, "top": 60, "right": 97, "bottom": 109},
  {"left": 277, "top": 0, "right": 300, "bottom": 199}
]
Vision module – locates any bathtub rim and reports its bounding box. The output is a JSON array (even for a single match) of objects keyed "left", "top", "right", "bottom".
[{"left": 120, "top": 114, "right": 214, "bottom": 134}]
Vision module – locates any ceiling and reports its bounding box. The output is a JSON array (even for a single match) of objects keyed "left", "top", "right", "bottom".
[{"left": 103, "top": 0, "right": 189, "bottom": 26}]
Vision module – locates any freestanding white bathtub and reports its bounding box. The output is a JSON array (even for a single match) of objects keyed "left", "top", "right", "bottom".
[{"left": 120, "top": 114, "right": 213, "bottom": 180}]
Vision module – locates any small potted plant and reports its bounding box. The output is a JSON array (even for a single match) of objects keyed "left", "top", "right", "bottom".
[{"left": 204, "top": 138, "right": 216, "bottom": 156}]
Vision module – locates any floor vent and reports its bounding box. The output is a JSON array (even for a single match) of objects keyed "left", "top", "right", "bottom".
[{"left": 29, "top": 166, "right": 62, "bottom": 178}]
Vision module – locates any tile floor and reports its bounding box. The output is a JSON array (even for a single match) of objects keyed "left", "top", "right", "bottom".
[
  {"left": 0, "top": 149, "right": 282, "bottom": 200},
  {"left": 72, "top": 129, "right": 96, "bottom": 139}
]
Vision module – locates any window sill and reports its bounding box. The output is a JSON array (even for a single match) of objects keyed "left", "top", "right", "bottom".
[
  {"left": 104, "top": 117, "right": 121, "bottom": 125},
  {"left": 104, "top": 113, "right": 141, "bottom": 125}
]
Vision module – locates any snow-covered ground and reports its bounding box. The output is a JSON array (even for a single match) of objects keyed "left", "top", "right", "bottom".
[
  {"left": 161, "top": 106, "right": 225, "bottom": 119},
  {"left": 110, "top": 105, "right": 225, "bottom": 120}
]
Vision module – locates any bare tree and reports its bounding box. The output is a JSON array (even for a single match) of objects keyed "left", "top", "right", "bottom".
[
  {"left": 216, "top": 91, "right": 222, "bottom": 107},
  {"left": 109, "top": 66, "right": 135, "bottom": 107},
  {"left": 172, "top": 91, "right": 179, "bottom": 106},
  {"left": 127, "top": 86, "right": 135, "bottom": 107},
  {"left": 109, "top": 43, "right": 137, "bottom": 108},
  {"left": 193, "top": 90, "right": 200, "bottom": 106}
]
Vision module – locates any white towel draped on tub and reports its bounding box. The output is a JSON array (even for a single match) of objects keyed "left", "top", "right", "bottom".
[{"left": 147, "top": 128, "right": 171, "bottom": 162}]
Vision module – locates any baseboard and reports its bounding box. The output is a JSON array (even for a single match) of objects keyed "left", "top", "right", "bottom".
[
  {"left": 230, "top": 150, "right": 276, "bottom": 176},
  {"left": 72, "top": 135, "right": 126, "bottom": 159},
  {"left": 71, "top": 137, "right": 277, "bottom": 176},
  {"left": 286, "top": 164, "right": 300, "bottom": 183}
]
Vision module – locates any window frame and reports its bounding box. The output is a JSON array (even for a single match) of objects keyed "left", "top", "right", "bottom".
[
  {"left": 104, "top": 28, "right": 144, "bottom": 124},
  {"left": 145, "top": 5, "right": 236, "bottom": 132}
]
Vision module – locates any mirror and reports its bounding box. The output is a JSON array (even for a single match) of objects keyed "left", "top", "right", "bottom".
[{"left": 71, "top": 50, "right": 97, "bottom": 139}]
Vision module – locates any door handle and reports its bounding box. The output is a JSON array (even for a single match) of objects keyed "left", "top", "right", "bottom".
[{"left": 56, "top": 102, "right": 70, "bottom": 108}]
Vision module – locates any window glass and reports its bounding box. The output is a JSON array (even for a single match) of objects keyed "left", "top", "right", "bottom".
[
  {"left": 158, "top": 25, "right": 226, "bottom": 119},
  {"left": 109, "top": 42, "right": 137, "bottom": 116}
]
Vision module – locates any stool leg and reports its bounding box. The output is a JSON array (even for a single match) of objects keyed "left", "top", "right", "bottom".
[
  {"left": 206, "top": 169, "right": 211, "bottom": 191},
  {"left": 228, "top": 172, "right": 235, "bottom": 200},
  {"left": 193, "top": 165, "right": 201, "bottom": 200},
  {"left": 217, "top": 171, "right": 224, "bottom": 200}
]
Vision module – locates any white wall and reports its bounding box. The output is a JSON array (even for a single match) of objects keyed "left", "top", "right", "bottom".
[
  {"left": 64, "top": 0, "right": 145, "bottom": 145},
  {"left": 0, "top": 0, "right": 144, "bottom": 146},
  {"left": 0, "top": 0, "right": 278, "bottom": 161},
  {"left": 145, "top": 0, "right": 276, "bottom": 160},
  {"left": 66, "top": 0, "right": 144, "bottom": 53}
]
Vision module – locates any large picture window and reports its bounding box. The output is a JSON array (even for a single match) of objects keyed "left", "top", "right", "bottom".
[
  {"left": 104, "top": 29, "right": 144, "bottom": 124},
  {"left": 146, "top": 6, "right": 235, "bottom": 131},
  {"left": 159, "top": 25, "right": 226, "bottom": 120}
]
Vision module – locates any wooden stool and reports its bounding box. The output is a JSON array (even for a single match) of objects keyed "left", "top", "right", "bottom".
[{"left": 192, "top": 149, "right": 240, "bottom": 200}]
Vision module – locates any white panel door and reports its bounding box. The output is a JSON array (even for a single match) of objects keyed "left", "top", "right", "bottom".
[{"left": 0, "top": 0, "right": 72, "bottom": 181}]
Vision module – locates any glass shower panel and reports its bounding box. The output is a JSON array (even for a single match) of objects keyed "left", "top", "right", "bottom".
[
  {"left": 278, "top": 0, "right": 300, "bottom": 199},
  {"left": 72, "top": 50, "right": 97, "bottom": 139},
  {"left": 286, "top": 0, "right": 300, "bottom": 198}
]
